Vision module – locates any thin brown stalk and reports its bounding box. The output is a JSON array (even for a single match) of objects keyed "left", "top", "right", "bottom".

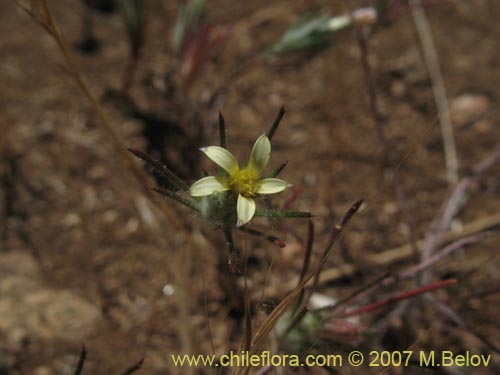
[
  {"left": 297, "top": 219, "right": 314, "bottom": 286},
  {"left": 468, "top": 285, "right": 500, "bottom": 300},
  {"left": 349, "top": 0, "right": 421, "bottom": 264},
  {"left": 431, "top": 297, "right": 500, "bottom": 353},
  {"left": 312, "top": 140, "right": 500, "bottom": 286},
  {"left": 326, "top": 272, "right": 390, "bottom": 317},
  {"left": 119, "top": 358, "right": 144, "bottom": 375},
  {"left": 242, "top": 235, "right": 253, "bottom": 352},
  {"left": 421, "top": 142, "right": 500, "bottom": 283},
  {"left": 234, "top": 199, "right": 363, "bottom": 375},
  {"left": 73, "top": 345, "right": 87, "bottom": 375},
  {"left": 306, "top": 199, "right": 364, "bottom": 306},
  {"left": 17, "top": 1, "right": 196, "bottom": 371},
  {"left": 325, "top": 231, "right": 487, "bottom": 317},
  {"left": 307, "top": 211, "right": 500, "bottom": 285},
  {"left": 19, "top": 0, "right": 182, "bottom": 229},
  {"left": 201, "top": 268, "right": 216, "bottom": 356},
  {"left": 401, "top": 232, "right": 489, "bottom": 279}
]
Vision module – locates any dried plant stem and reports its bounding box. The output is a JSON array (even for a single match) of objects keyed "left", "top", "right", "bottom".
[
  {"left": 18, "top": 1, "right": 196, "bottom": 371},
  {"left": 119, "top": 358, "right": 144, "bottom": 375},
  {"left": 341, "top": 232, "right": 488, "bottom": 310},
  {"left": 409, "top": 0, "right": 459, "bottom": 185},
  {"left": 352, "top": 14, "right": 421, "bottom": 262},
  {"left": 242, "top": 235, "right": 253, "bottom": 352},
  {"left": 309, "top": 199, "right": 364, "bottom": 294},
  {"left": 19, "top": 1, "right": 182, "bottom": 228},
  {"left": 399, "top": 232, "right": 489, "bottom": 279},
  {"left": 317, "top": 211, "right": 500, "bottom": 284},
  {"left": 298, "top": 220, "right": 314, "bottom": 286},
  {"left": 420, "top": 142, "right": 500, "bottom": 283},
  {"left": 342, "top": 278, "right": 457, "bottom": 318},
  {"left": 431, "top": 297, "right": 500, "bottom": 353},
  {"left": 424, "top": 142, "right": 500, "bottom": 254},
  {"left": 236, "top": 199, "right": 363, "bottom": 374},
  {"left": 74, "top": 345, "right": 87, "bottom": 375},
  {"left": 267, "top": 106, "right": 285, "bottom": 142}
]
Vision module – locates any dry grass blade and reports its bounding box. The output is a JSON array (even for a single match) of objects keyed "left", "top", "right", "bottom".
[
  {"left": 72, "top": 347, "right": 143, "bottom": 375},
  {"left": 402, "top": 232, "right": 490, "bottom": 279},
  {"left": 318, "top": 211, "right": 500, "bottom": 284},
  {"left": 326, "top": 272, "right": 390, "bottom": 316},
  {"left": 342, "top": 279, "right": 457, "bottom": 318},
  {"left": 421, "top": 141, "right": 500, "bottom": 282},
  {"left": 349, "top": 7, "right": 422, "bottom": 267},
  {"left": 13, "top": 1, "right": 196, "bottom": 371},
  {"left": 409, "top": 0, "right": 459, "bottom": 185},
  {"left": 317, "top": 140, "right": 500, "bottom": 284},
  {"left": 297, "top": 219, "right": 314, "bottom": 286},
  {"left": 267, "top": 106, "right": 285, "bottom": 142},
  {"left": 305, "top": 199, "right": 364, "bottom": 306},
  {"left": 73, "top": 345, "right": 87, "bottom": 375},
  {"left": 118, "top": 358, "right": 144, "bottom": 375},
  {"left": 233, "top": 199, "right": 363, "bottom": 375},
  {"left": 13, "top": 0, "right": 183, "bottom": 229}
]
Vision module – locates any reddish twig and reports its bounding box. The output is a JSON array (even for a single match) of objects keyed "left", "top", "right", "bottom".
[{"left": 342, "top": 279, "right": 457, "bottom": 318}]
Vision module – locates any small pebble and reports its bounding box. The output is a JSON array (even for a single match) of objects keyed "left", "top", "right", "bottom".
[{"left": 450, "top": 94, "right": 489, "bottom": 127}]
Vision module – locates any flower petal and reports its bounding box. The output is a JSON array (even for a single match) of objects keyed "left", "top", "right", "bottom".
[
  {"left": 255, "top": 178, "right": 290, "bottom": 195},
  {"left": 201, "top": 146, "right": 239, "bottom": 175},
  {"left": 189, "top": 176, "right": 229, "bottom": 197},
  {"left": 236, "top": 194, "right": 256, "bottom": 226},
  {"left": 247, "top": 134, "right": 271, "bottom": 175}
]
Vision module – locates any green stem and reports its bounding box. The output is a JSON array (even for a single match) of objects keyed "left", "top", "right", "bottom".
[
  {"left": 153, "top": 188, "right": 199, "bottom": 212},
  {"left": 254, "top": 210, "right": 312, "bottom": 218}
]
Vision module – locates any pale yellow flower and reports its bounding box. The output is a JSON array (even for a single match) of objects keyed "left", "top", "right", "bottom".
[{"left": 190, "top": 134, "right": 290, "bottom": 226}]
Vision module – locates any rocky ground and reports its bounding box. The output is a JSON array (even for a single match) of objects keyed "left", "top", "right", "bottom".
[{"left": 1, "top": 0, "right": 500, "bottom": 374}]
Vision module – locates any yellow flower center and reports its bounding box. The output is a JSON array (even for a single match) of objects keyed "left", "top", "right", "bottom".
[{"left": 228, "top": 168, "right": 259, "bottom": 197}]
